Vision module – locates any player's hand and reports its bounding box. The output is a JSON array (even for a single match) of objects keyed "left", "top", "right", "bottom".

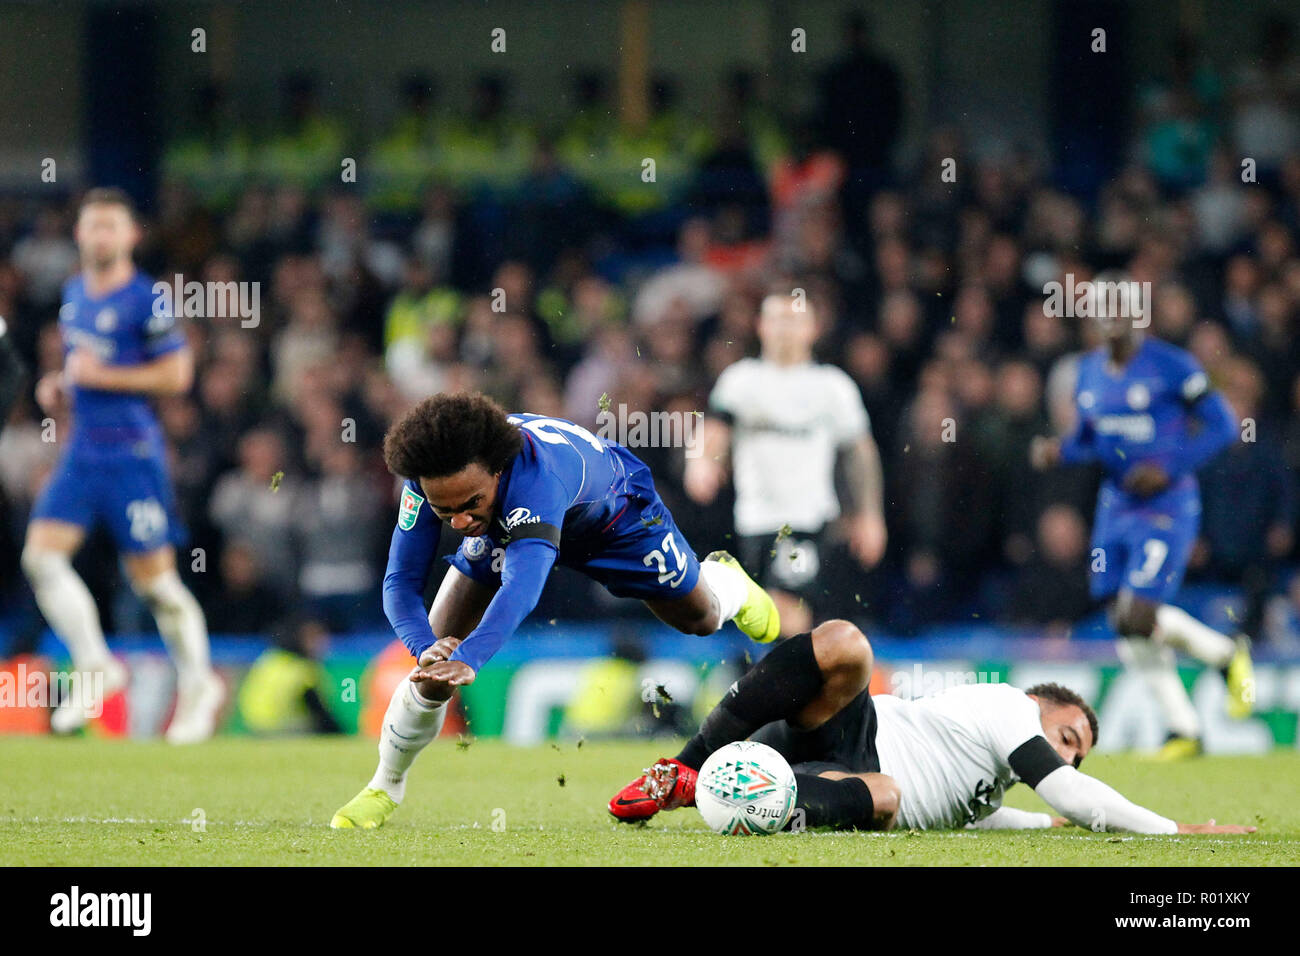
[
  {"left": 410, "top": 659, "right": 476, "bottom": 687},
  {"left": 1049, "top": 816, "right": 1070, "bottom": 827},
  {"left": 35, "top": 372, "right": 68, "bottom": 414},
  {"left": 63, "top": 349, "right": 106, "bottom": 388},
  {"left": 1176, "top": 819, "right": 1257, "bottom": 834},
  {"left": 683, "top": 457, "right": 725, "bottom": 505},
  {"left": 1123, "top": 462, "right": 1171, "bottom": 498},
  {"left": 848, "top": 511, "right": 888, "bottom": 568},
  {"left": 418, "top": 637, "right": 463, "bottom": 666},
  {"left": 1029, "top": 435, "right": 1061, "bottom": 470}
]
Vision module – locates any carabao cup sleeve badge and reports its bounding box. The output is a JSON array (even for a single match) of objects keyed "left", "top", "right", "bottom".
[{"left": 398, "top": 486, "right": 425, "bottom": 531}]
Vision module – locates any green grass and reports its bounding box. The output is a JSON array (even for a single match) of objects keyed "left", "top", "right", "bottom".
[{"left": 1, "top": 736, "right": 1297, "bottom": 865}]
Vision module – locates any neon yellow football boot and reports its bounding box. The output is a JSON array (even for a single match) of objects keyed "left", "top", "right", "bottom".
[
  {"left": 1148, "top": 735, "right": 1203, "bottom": 762},
  {"left": 1224, "top": 636, "right": 1255, "bottom": 721},
  {"left": 704, "top": 550, "right": 780, "bottom": 644},
  {"left": 330, "top": 787, "right": 399, "bottom": 829}
]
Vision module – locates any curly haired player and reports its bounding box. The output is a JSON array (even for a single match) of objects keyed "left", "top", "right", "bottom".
[{"left": 332, "top": 392, "right": 779, "bottom": 828}]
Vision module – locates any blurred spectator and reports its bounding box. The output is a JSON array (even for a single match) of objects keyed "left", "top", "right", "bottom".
[
  {"left": 1231, "top": 16, "right": 1300, "bottom": 178},
  {"left": 818, "top": 11, "right": 903, "bottom": 229},
  {"left": 11, "top": 209, "right": 78, "bottom": 308},
  {"left": 237, "top": 616, "right": 343, "bottom": 734},
  {"left": 1195, "top": 358, "right": 1295, "bottom": 631},
  {"left": 209, "top": 429, "right": 299, "bottom": 598},
  {"left": 207, "top": 540, "right": 290, "bottom": 635},
  {"left": 891, "top": 386, "right": 995, "bottom": 624},
  {"left": 1007, "top": 504, "right": 1094, "bottom": 632},
  {"left": 294, "top": 442, "right": 386, "bottom": 631},
  {"left": 3, "top": 37, "right": 1300, "bottom": 645},
  {"left": 632, "top": 218, "right": 727, "bottom": 327}
]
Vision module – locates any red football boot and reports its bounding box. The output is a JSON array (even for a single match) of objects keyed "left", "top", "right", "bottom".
[{"left": 608, "top": 758, "right": 698, "bottom": 822}]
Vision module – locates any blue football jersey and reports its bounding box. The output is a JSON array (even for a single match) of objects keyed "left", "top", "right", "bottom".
[
  {"left": 382, "top": 412, "right": 700, "bottom": 667},
  {"left": 58, "top": 271, "right": 185, "bottom": 456},
  {"left": 1063, "top": 337, "right": 1235, "bottom": 498},
  {"left": 1064, "top": 336, "right": 1236, "bottom": 602}
]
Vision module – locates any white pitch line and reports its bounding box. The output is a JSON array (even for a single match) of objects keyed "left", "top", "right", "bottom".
[
  {"left": 4, "top": 816, "right": 290, "bottom": 827},
  {"left": 0, "top": 819, "right": 1292, "bottom": 847}
]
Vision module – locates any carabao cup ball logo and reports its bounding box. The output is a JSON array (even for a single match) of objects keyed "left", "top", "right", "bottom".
[{"left": 696, "top": 740, "right": 798, "bottom": 836}]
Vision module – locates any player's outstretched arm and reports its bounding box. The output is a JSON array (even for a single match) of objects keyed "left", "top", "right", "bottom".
[
  {"left": 420, "top": 537, "right": 557, "bottom": 684},
  {"left": 64, "top": 346, "right": 194, "bottom": 395},
  {"left": 1033, "top": 765, "right": 1256, "bottom": 834},
  {"left": 382, "top": 489, "right": 443, "bottom": 658}
]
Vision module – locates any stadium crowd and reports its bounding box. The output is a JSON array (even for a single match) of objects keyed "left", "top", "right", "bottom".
[{"left": 2, "top": 17, "right": 1300, "bottom": 649}]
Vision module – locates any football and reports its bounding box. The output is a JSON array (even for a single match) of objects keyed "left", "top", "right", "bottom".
[{"left": 695, "top": 741, "right": 798, "bottom": 835}]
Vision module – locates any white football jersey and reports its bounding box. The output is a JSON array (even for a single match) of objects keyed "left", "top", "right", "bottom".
[
  {"left": 710, "top": 359, "right": 870, "bottom": 536},
  {"left": 873, "top": 683, "right": 1047, "bottom": 830}
]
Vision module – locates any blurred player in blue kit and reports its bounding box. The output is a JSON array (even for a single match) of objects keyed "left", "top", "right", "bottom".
[
  {"left": 22, "top": 189, "right": 222, "bottom": 743},
  {"left": 332, "top": 392, "right": 780, "bottom": 828},
  {"left": 1032, "top": 302, "right": 1255, "bottom": 760}
]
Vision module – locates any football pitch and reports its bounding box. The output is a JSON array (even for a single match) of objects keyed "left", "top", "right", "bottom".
[{"left": 1, "top": 736, "right": 1298, "bottom": 866}]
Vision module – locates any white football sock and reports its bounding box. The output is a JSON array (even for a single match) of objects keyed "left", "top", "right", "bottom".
[
  {"left": 137, "top": 570, "right": 213, "bottom": 692},
  {"left": 21, "top": 546, "right": 113, "bottom": 671},
  {"left": 369, "top": 680, "right": 448, "bottom": 802},
  {"left": 1117, "top": 636, "right": 1201, "bottom": 740},
  {"left": 700, "top": 558, "right": 747, "bottom": 631},
  {"left": 1154, "top": 604, "right": 1235, "bottom": 669}
]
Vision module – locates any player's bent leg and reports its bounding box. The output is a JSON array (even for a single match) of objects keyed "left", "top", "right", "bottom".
[
  {"left": 125, "top": 548, "right": 223, "bottom": 745},
  {"left": 334, "top": 569, "right": 492, "bottom": 828},
  {"left": 796, "top": 618, "right": 874, "bottom": 728},
  {"left": 609, "top": 620, "right": 870, "bottom": 822},
  {"left": 794, "top": 771, "right": 899, "bottom": 831},
  {"left": 22, "top": 521, "right": 127, "bottom": 733},
  {"left": 645, "top": 550, "right": 780, "bottom": 642},
  {"left": 1153, "top": 604, "right": 1234, "bottom": 668},
  {"left": 1153, "top": 604, "right": 1254, "bottom": 719},
  {"left": 642, "top": 576, "right": 719, "bottom": 637},
  {"left": 332, "top": 675, "right": 449, "bottom": 829},
  {"left": 1112, "top": 593, "right": 1202, "bottom": 758},
  {"left": 1222, "top": 636, "right": 1256, "bottom": 721},
  {"left": 23, "top": 521, "right": 106, "bottom": 670},
  {"left": 1112, "top": 592, "right": 1158, "bottom": 638}
]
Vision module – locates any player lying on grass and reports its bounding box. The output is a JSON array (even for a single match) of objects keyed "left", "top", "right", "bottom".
[
  {"left": 1031, "top": 306, "right": 1253, "bottom": 760},
  {"left": 332, "top": 392, "right": 781, "bottom": 828},
  {"left": 610, "top": 619, "right": 1256, "bottom": 834}
]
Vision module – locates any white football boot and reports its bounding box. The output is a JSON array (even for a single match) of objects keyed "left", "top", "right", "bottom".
[
  {"left": 50, "top": 658, "right": 129, "bottom": 735},
  {"left": 165, "top": 672, "right": 225, "bottom": 745}
]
